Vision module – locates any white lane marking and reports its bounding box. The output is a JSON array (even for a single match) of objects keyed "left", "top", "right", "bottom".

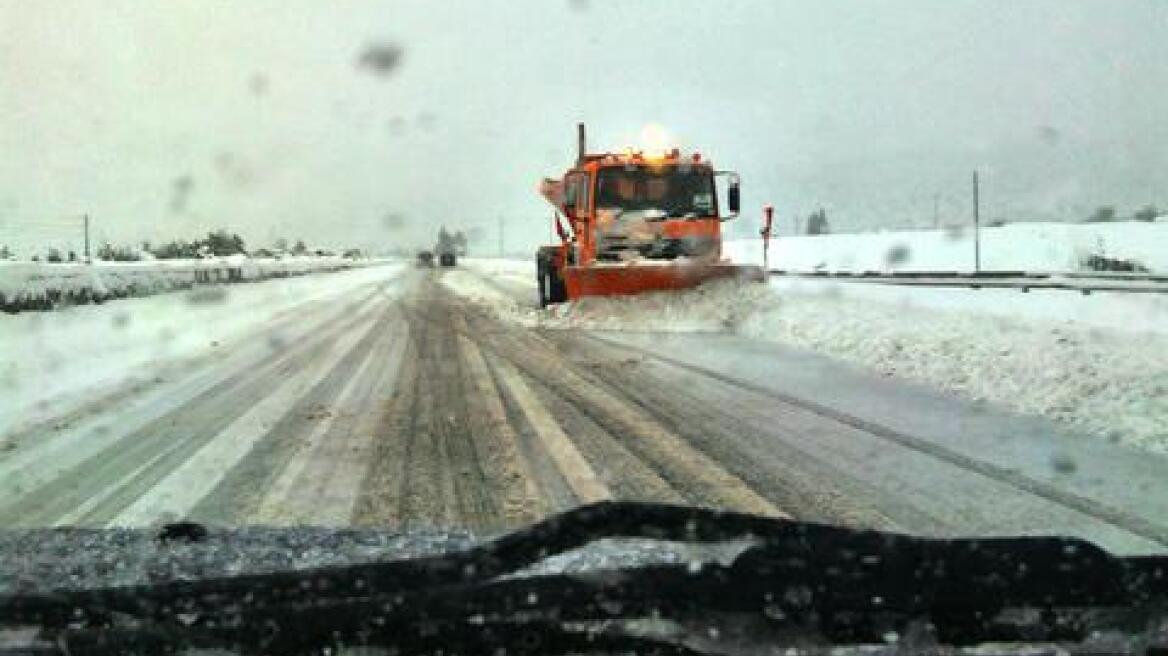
[
  {"left": 556, "top": 366, "right": 788, "bottom": 518},
  {"left": 50, "top": 440, "right": 186, "bottom": 526},
  {"left": 0, "top": 292, "right": 388, "bottom": 508},
  {"left": 107, "top": 306, "right": 386, "bottom": 527},
  {"left": 253, "top": 317, "right": 406, "bottom": 525},
  {"left": 490, "top": 358, "right": 612, "bottom": 503},
  {"left": 250, "top": 334, "right": 382, "bottom": 525},
  {"left": 456, "top": 333, "right": 545, "bottom": 522},
  {"left": 304, "top": 321, "right": 409, "bottom": 525}
]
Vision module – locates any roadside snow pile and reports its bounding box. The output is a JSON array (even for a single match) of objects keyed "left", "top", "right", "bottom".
[
  {"left": 539, "top": 279, "right": 772, "bottom": 332},
  {"left": 457, "top": 257, "right": 535, "bottom": 287},
  {"left": 737, "top": 281, "right": 1168, "bottom": 454},
  {"left": 724, "top": 220, "right": 1168, "bottom": 273},
  {"left": 0, "top": 257, "right": 382, "bottom": 312},
  {"left": 438, "top": 269, "right": 543, "bottom": 326},
  {"left": 441, "top": 265, "right": 771, "bottom": 332}
]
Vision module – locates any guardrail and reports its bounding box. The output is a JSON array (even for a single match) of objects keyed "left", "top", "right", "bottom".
[{"left": 766, "top": 270, "right": 1168, "bottom": 294}]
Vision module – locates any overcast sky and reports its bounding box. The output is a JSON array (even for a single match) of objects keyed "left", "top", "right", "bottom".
[{"left": 1, "top": 0, "right": 1166, "bottom": 255}]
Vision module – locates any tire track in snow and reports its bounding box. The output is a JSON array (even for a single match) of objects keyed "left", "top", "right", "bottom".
[
  {"left": 584, "top": 332, "right": 1168, "bottom": 550},
  {"left": 0, "top": 286, "right": 389, "bottom": 510},
  {"left": 456, "top": 332, "right": 546, "bottom": 526},
  {"left": 106, "top": 298, "right": 393, "bottom": 527},
  {"left": 461, "top": 306, "right": 786, "bottom": 519},
  {"left": 249, "top": 315, "right": 402, "bottom": 525},
  {"left": 486, "top": 356, "right": 611, "bottom": 504},
  {"left": 0, "top": 293, "right": 391, "bottom": 527}
]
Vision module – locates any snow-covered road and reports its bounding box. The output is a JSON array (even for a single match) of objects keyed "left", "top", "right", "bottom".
[{"left": 2, "top": 262, "right": 1166, "bottom": 556}]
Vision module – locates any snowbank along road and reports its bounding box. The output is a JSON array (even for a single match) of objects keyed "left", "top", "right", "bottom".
[{"left": 2, "top": 263, "right": 1166, "bottom": 556}]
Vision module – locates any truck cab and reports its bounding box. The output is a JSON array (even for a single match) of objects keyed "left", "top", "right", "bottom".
[{"left": 561, "top": 151, "right": 739, "bottom": 266}]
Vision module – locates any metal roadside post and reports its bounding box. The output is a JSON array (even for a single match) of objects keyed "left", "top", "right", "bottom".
[
  {"left": 973, "top": 171, "right": 981, "bottom": 274},
  {"left": 760, "top": 204, "right": 774, "bottom": 275}
]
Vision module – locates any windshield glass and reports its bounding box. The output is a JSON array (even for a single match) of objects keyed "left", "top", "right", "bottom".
[
  {"left": 1, "top": 1, "right": 1167, "bottom": 652},
  {"left": 596, "top": 165, "right": 716, "bottom": 217}
]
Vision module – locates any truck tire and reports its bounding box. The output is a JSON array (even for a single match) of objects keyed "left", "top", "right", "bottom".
[
  {"left": 536, "top": 251, "right": 551, "bottom": 307},
  {"left": 537, "top": 248, "right": 568, "bottom": 307},
  {"left": 548, "top": 266, "right": 567, "bottom": 304}
]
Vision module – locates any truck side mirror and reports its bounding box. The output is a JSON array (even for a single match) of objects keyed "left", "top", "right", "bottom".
[{"left": 715, "top": 170, "right": 741, "bottom": 220}]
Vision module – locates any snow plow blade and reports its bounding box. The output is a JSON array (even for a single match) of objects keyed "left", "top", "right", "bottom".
[{"left": 563, "top": 261, "right": 765, "bottom": 300}]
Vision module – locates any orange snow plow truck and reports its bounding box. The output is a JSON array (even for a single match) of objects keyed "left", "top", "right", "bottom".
[{"left": 537, "top": 123, "right": 764, "bottom": 306}]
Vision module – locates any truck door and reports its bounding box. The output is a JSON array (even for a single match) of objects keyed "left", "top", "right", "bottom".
[{"left": 560, "top": 172, "right": 590, "bottom": 263}]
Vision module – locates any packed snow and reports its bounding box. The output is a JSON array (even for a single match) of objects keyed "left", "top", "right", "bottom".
[
  {"left": 0, "top": 256, "right": 383, "bottom": 312},
  {"left": 724, "top": 219, "right": 1168, "bottom": 273},
  {"left": 0, "top": 264, "right": 405, "bottom": 438},
  {"left": 448, "top": 258, "right": 1168, "bottom": 454}
]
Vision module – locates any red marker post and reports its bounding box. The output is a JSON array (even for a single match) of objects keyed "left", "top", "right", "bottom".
[{"left": 760, "top": 204, "right": 774, "bottom": 273}]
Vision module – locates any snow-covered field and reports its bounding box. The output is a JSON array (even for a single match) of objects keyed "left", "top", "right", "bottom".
[
  {"left": 0, "top": 256, "right": 385, "bottom": 312},
  {"left": 0, "top": 264, "right": 405, "bottom": 437},
  {"left": 725, "top": 220, "right": 1168, "bottom": 273},
  {"left": 449, "top": 258, "right": 1168, "bottom": 454}
]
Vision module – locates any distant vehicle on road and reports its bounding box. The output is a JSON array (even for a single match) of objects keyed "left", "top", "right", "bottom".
[{"left": 434, "top": 227, "right": 462, "bottom": 267}]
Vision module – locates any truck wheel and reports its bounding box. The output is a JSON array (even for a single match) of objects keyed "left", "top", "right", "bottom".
[
  {"left": 548, "top": 266, "right": 567, "bottom": 304},
  {"left": 536, "top": 252, "right": 550, "bottom": 307}
]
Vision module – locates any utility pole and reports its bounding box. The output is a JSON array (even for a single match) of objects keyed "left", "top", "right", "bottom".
[
  {"left": 497, "top": 215, "right": 504, "bottom": 258},
  {"left": 933, "top": 194, "right": 940, "bottom": 229},
  {"left": 83, "top": 214, "right": 90, "bottom": 261},
  {"left": 972, "top": 172, "right": 981, "bottom": 273}
]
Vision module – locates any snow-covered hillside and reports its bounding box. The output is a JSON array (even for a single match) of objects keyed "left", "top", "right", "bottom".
[
  {"left": 448, "top": 258, "right": 1168, "bottom": 454},
  {"left": 724, "top": 220, "right": 1168, "bottom": 273},
  {"left": 0, "top": 256, "right": 385, "bottom": 312}
]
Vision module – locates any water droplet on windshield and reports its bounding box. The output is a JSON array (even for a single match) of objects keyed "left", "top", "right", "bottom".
[
  {"left": 358, "top": 42, "right": 405, "bottom": 77},
  {"left": 1051, "top": 453, "right": 1077, "bottom": 474},
  {"left": 885, "top": 243, "right": 911, "bottom": 266},
  {"left": 248, "top": 72, "right": 269, "bottom": 97}
]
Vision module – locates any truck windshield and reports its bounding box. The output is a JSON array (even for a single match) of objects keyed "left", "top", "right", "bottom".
[{"left": 595, "top": 165, "right": 715, "bottom": 218}]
